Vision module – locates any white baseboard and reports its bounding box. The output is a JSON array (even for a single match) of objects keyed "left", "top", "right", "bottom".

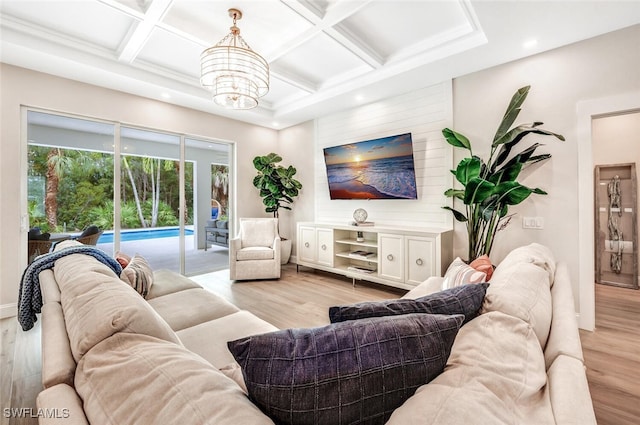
[
  {"left": 290, "top": 254, "right": 297, "bottom": 264},
  {"left": 0, "top": 303, "right": 17, "bottom": 319}
]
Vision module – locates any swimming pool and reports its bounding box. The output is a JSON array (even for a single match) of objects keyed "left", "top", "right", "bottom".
[{"left": 98, "top": 228, "right": 194, "bottom": 244}]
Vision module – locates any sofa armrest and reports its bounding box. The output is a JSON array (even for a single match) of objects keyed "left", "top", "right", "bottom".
[
  {"left": 544, "top": 263, "right": 584, "bottom": 368},
  {"left": 273, "top": 235, "right": 281, "bottom": 264},
  {"left": 36, "top": 384, "right": 89, "bottom": 425},
  {"left": 401, "top": 277, "right": 445, "bottom": 299},
  {"left": 547, "top": 355, "right": 597, "bottom": 425},
  {"left": 41, "top": 303, "right": 75, "bottom": 389}
]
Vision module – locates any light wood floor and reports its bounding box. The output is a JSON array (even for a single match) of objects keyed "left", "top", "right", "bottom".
[
  {"left": 2, "top": 265, "right": 639, "bottom": 425},
  {"left": 580, "top": 282, "right": 640, "bottom": 425}
]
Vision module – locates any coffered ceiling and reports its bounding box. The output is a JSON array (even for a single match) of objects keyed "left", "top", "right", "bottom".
[{"left": 2, "top": 1, "right": 640, "bottom": 129}]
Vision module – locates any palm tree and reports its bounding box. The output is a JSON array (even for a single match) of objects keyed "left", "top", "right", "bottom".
[{"left": 44, "top": 148, "right": 75, "bottom": 228}]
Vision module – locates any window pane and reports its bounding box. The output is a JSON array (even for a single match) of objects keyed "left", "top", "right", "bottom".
[{"left": 27, "top": 112, "right": 115, "bottom": 261}]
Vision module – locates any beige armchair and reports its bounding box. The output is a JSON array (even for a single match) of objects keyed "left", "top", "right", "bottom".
[{"left": 229, "top": 218, "right": 281, "bottom": 280}]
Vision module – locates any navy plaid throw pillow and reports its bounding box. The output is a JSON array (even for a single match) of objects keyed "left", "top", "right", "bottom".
[
  {"left": 329, "top": 283, "right": 489, "bottom": 324},
  {"left": 227, "top": 313, "right": 464, "bottom": 425}
]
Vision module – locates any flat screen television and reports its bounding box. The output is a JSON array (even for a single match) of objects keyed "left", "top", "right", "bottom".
[{"left": 323, "top": 132, "right": 418, "bottom": 200}]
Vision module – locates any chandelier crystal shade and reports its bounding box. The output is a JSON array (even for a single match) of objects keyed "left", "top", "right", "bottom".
[{"left": 200, "top": 9, "right": 269, "bottom": 110}]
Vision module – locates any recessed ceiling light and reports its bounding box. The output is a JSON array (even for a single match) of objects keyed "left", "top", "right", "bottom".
[
  {"left": 355, "top": 94, "right": 365, "bottom": 102},
  {"left": 161, "top": 92, "right": 171, "bottom": 99},
  {"left": 523, "top": 39, "right": 538, "bottom": 49},
  {"left": 272, "top": 121, "right": 279, "bottom": 127}
]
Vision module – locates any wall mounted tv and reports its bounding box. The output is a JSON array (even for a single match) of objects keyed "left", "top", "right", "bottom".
[{"left": 323, "top": 132, "right": 418, "bottom": 200}]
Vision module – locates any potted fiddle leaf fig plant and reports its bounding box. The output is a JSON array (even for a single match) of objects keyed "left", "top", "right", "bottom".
[
  {"left": 443, "top": 85, "right": 564, "bottom": 261},
  {"left": 253, "top": 153, "right": 303, "bottom": 264}
]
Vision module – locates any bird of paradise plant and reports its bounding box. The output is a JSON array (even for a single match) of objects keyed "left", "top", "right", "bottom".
[{"left": 442, "top": 85, "right": 565, "bottom": 261}]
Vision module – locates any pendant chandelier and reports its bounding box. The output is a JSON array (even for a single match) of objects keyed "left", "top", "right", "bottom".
[{"left": 200, "top": 8, "right": 269, "bottom": 110}]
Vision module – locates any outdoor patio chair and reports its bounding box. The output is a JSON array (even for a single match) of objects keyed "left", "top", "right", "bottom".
[
  {"left": 28, "top": 239, "right": 53, "bottom": 264},
  {"left": 74, "top": 225, "right": 102, "bottom": 245},
  {"left": 229, "top": 218, "right": 280, "bottom": 280}
]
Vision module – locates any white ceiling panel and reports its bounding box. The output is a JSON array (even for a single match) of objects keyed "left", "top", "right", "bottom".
[
  {"left": 337, "top": 0, "right": 471, "bottom": 60},
  {"left": 136, "top": 27, "right": 202, "bottom": 78},
  {"left": 1, "top": 0, "right": 639, "bottom": 130},
  {"left": 1, "top": 0, "right": 134, "bottom": 51},
  {"left": 164, "top": 0, "right": 313, "bottom": 56},
  {"left": 272, "top": 32, "right": 371, "bottom": 88},
  {"left": 112, "top": 0, "right": 151, "bottom": 14},
  {"left": 262, "top": 76, "right": 310, "bottom": 106}
]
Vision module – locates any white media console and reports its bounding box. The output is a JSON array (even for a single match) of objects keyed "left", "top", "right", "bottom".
[{"left": 296, "top": 222, "right": 454, "bottom": 290}]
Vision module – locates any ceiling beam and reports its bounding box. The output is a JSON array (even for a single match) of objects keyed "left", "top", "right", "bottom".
[
  {"left": 277, "top": 0, "right": 383, "bottom": 68},
  {"left": 117, "top": 0, "right": 174, "bottom": 63}
]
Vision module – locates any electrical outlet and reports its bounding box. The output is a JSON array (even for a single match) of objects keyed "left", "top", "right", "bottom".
[{"left": 522, "top": 217, "right": 544, "bottom": 229}]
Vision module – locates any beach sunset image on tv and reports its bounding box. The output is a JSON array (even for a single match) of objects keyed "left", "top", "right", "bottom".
[{"left": 323, "top": 133, "right": 418, "bottom": 200}]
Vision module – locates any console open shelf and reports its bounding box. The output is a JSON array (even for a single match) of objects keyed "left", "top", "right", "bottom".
[{"left": 297, "top": 222, "right": 453, "bottom": 290}]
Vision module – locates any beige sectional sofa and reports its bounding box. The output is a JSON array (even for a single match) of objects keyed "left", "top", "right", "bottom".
[{"left": 35, "top": 242, "right": 595, "bottom": 424}]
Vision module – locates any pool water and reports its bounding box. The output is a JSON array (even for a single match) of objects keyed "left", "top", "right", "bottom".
[{"left": 98, "top": 228, "right": 194, "bottom": 244}]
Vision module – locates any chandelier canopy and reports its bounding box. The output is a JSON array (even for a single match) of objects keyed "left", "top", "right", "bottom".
[{"left": 200, "top": 8, "right": 269, "bottom": 110}]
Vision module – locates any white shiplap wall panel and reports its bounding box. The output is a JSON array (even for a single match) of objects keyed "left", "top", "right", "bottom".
[{"left": 314, "top": 81, "right": 453, "bottom": 228}]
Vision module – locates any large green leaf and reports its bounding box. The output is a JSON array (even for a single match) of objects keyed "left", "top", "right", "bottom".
[
  {"left": 493, "top": 86, "right": 530, "bottom": 144},
  {"left": 498, "top": 143, "right": 552, "bottom": 172},
  {"left": 455, "top": 156, "right": 482, "bottom": 185},
  {"left": 444, "top": 188, "right": 464, "bottom": 200},
  {"left": 494, "top": 181, "right": 545, "bottom": 205},
  {"left": 464, "top": 177, "right": 495, "bottom": 205},
  {"left": 442, "top": 206, "right": 467, "bottom": 222},
  {"left": 479, "top": 194, "right": 500, "bottom": 221},
  {"left": 442, "top": 128, "right": 472, "bottom": 151},
  {"left": 492, "top": 124, "right": 565, "bottom": 148},
  {"left": 489, "top": 162, "right": 522, "bottom": 185}
]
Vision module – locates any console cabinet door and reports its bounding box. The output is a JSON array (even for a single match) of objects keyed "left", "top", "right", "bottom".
[
  {"left": 406, "top": 236, "right": 435, "bottom": 286},
  {"left": 299, "top": 226, "right": 317, "bottom": 263},
  {"left": 379, "top": 233, "right": 404, "bottom": 282},
  {"left": 316, "top": 228, "right": 334, "bottom": 266}
]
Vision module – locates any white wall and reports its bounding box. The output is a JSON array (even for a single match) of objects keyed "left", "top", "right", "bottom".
[
  {"left": 451, "top": 24, "right": 640, "bottom": 327},
  {"left": 277, "top": 120, "right": 316, "bottom": 259},
  {"left": 0, "top": 64, "right": 278, "bottom": 317},
  {"left": 314, "top": 82, "right": 453, "bottom": 229}
]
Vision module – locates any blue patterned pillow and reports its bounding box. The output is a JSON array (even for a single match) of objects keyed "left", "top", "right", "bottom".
[
  {"left": 329, "top": 283, "right": 489, "bottom": 324},
  {"left": 227, "top": 313, "right": 464, "bottom": 425}
]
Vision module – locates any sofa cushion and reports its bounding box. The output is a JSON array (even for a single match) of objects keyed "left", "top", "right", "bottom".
[
  {"left": 236, "top": 246, "right": 275, "bottom": 261},
  {"left": 177, "top": 311, "right": 278, "bottom": 369},
  {"left": 240, "top": 219, "right": 276, "bottom": 248},
  {"left": 442, "top": 257, "right": 486, "bottom": 289},
  {"left": 37, "top": 383, "right": 89, "bottom": 425},
  {"left": 329, "top": 283, "right": 488, "bottom": 324},
  {"left": 119, "top": 254, "right": 153, "bottom": 298},
  {"left": 387, "top": 311, "right": 553, "bottom": 425},
  {"left": 53, "top": 243, "right": 119, "bottom": 296},
  {"left": 228, "top": 313, "right": 464, "bottom": 425},
  {"left": 469, "top": 254, "right": 494, "bottom": 281},
  {"left": 148, "top": 288, "right": 239, "bottom": 331},
  {"left": 401, "top": 276, "right": 445, "bottom": 299},
  {"left": 75, "top": 333, "right": 275, "bottom": 425},
  {"left": 146, "top": 269, "right": 201, "bottom": 300},
  {"left": 60, "top": 269, "right": 181, "bottom": 362},
  {"left": 482, "top": 261, "right": 552, "bottom": 348},
  {"left": 496, "top": 243, "right": 556, "bottom": 284},
  {"left": 114, "top": 251, "right": 131, "bottom": 268}
]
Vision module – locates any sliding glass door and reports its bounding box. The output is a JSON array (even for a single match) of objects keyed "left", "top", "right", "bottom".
[
  {"left": 26, "top": 110, "right": 231, "bottom": 276},
  {"left": 184, "top": 138, "right": 230, "bottom": 276},
  {"left": 27, "top": 110, "right": 117, "bottom": 254}
]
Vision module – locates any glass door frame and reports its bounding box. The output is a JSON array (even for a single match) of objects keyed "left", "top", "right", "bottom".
[{"left": 22, "top": 106, "right": 236, "bottom": 275}]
